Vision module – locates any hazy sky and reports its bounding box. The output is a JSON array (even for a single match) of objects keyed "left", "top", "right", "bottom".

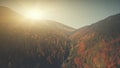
[{"left": 0, "top": 0, "right": 120, "bottom": 28}]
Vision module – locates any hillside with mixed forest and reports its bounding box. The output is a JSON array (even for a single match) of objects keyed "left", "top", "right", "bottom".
[
  {"left": 1, "top": 6, "right": 120, "bottom": 68},
  {"left": 63, "top": 14, "right": 120, "bottom": 68}
]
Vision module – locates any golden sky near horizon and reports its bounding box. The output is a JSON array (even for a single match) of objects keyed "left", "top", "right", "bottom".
[{"left": 0, "top": 0, "right": 120, "bottom": 28}]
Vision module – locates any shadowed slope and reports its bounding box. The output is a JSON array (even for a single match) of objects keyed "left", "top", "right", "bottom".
[{"left": 0, "top": 6, "right": 75, "bottom": 68}]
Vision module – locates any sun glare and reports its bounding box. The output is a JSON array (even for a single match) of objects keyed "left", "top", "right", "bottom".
[{"left": 25, "top": 9, "right": 44, "bottom": 20}]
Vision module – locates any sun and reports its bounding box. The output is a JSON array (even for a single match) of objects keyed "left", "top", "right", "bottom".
[{"left": 25, "top": 9, "right": 44, "bottom": 20}]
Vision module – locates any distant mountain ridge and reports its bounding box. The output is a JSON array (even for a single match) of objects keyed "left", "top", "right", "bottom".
[
  {"left": 70, "top": 13, "right": 120, "bottom": 42},
  {"left": 0, "top": 6, "right": 25, "bottom": 22}
]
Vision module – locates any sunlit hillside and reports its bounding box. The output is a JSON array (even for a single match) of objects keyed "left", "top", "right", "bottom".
[{"left": 63, "top": 14, "right": 120, "bottom": 68}]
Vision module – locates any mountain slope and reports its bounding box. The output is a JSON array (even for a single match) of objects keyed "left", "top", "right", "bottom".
[
  {"left": 0, "top": 6, "right": 75, "bottom": 68},
  {"left": 63, "top": 14, "right": 120, "bottom": 68},
  {"left": 0, "top": 6, "right": 25, "bottom": 23}
]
